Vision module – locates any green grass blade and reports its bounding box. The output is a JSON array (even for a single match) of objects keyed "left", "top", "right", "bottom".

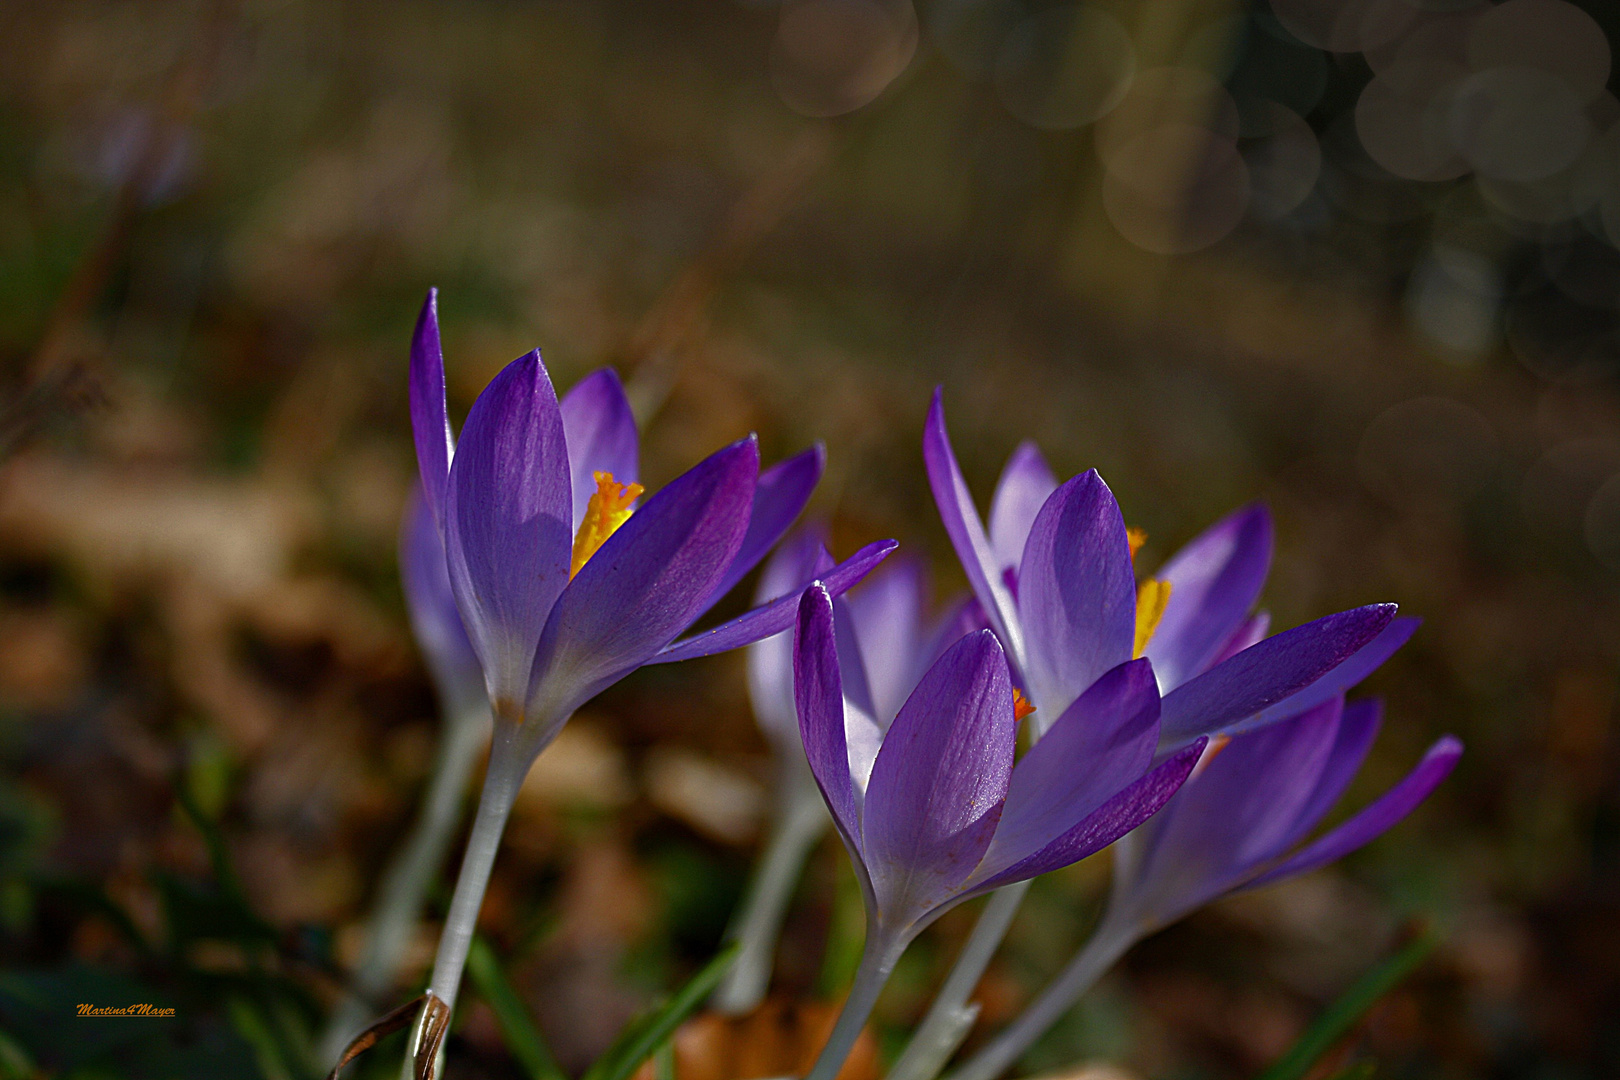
[
  {"left": 466, "top": 935, "right": 568, "bottom": 1080},
  {"left": 581, "top": 942, "right": 741, "bottom": 1080},
  {"left": 1255, "top": 926, "right": 1441, "bottom": 1080}
]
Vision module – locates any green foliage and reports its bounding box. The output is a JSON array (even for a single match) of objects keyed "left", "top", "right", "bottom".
[
  {"left": 578, "top": 942, "right": 741, "bottom": 1080},
  {"left": 1255, "top": 927, "right": 1441, "bottom": 1080},
  {"left": 466, "top": 934, "right": 568, "bottom": 1080}
]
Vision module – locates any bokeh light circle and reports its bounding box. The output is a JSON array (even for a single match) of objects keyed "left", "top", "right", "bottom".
[
  {"left": 1243, "top": 101, "right": 1321, "bottom": 219},
  {"left": 1357, "top": 396, "right": 1500, "bottom": 509},
  {"left": 994, "top": 4, "right": 1135, "bottom": 130},
  {"left": 1102, "top": 125, "right": 1250, "bottom": 253},
  {"left": 1467, "top": 0, "right": 1610, "bottom": 103},
  {"left": 770, "top": 0, "right": 919, "bottom": 118},
  {"left": 1448, "top": 67, "right": 1591, "bottom": 182}
]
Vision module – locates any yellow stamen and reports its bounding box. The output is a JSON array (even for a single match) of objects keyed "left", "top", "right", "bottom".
[
  {"left": 1127, "top": 527, "right": 1148, "bottom": 564},
  {"left": 570, "top": 471, "right": 644, "bottom": 578},
  {"left": 1012, "top": 688, "right": 1036, "bottom": 723},
  {"left": 1133, "top": 578, "right": 1172, "bottom": 658}
]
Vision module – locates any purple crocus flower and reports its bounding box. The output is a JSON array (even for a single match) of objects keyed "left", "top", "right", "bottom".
[
  {"left": 399, "top": 491, "right": 486, "bottom": 721},
  {"left": 923, "top": 389, "right": 1408, "bottom": 744},
  {"left": 793, "top": 582, "right": 1206, "bottom": 1080},
  {"left": 408, "top": 289, "right": 895, "bottom": 756},
  {"left": 947, "top": 696, "right": 1462, "bottom": 1080}
]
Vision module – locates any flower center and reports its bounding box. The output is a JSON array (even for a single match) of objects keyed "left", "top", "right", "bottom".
[
  {"left": 571, "top": 471, "right": 645, "bottom": 578},
  {"left": 1126, "top": 527, "right": 1171, "bottom": 658},
  {"left": 1012, "top": 687, "right": 1036, "bottom": 723}
]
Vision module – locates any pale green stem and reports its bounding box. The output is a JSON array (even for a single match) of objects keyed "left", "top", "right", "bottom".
[
  {"left": 943, "top": 916, "right": 1138, "bottom": 1080},
  {"left": 804, "top": 928, "right": 910, "bottom": 1080},
  {"left": 399, "top": 718, "right": 536, "bottom": 1077},
  {"left": 711, "top": 773, "right": 828, "bottom": 1015},
  {"left": 884, "top": 881, "right": 1032, "bottom": 1080},
  {"left": 320, "top": 704, "right": 489, "bottom": 1064}
]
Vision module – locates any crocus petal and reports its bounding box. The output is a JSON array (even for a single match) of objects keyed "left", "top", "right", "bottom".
[
  {"left": 1278, "top": 697, "right": 1383, "bottom": 852},
  {"left": 975, "top": 658, "right": 1160, "bottom": 881},
  {"left": 1244, "top": 735, "right": 1463, "bottom": 890},
  {"left": 1145, "top": 503, "right": 1273, "bottom": 691},
  {"left": 1157, "top": 604, "right": 1397, "bottom": 745},
  {"left": 968, "top": 737, "right": 1206, "bottom": 894},
  {"left": 400, "top": 489, "right": 484, "bottom": 716},
  {"left": 700, "top": 444, "right": 826, "bottom": 612},
  {"left": 844, "top": 556, "right": 927, "bottom": 724},
  {"left": 529, "top": 437, "right": 757, "bottom": 717},
  {"left": 559, "top": 369, "right": 638, "bottom": 532},
  {"left": 834, "top": 596, "right": 880, "bottom": 725},
  {"left": 863, "top": 629, "right": 1015, "bottom": 919},
  {"left": 988, "top": 440, "right": 1058, "bottom": 573},
  {"left": 409, "top": 289, "right": 453, "bottom": 528},
  {"left": 1128, "top": 699, "right": 1343, "bottom": 919},
  {"left": 649, "top": 539, "right": 898, "bottom": 663},
  {"left": 747, "top": 529, "right": 835, "bottom": 748},
  {"left": 1240, "top": 618, "right": 1420, "bottom": 734},
  {"left": 1016, "top": 470, "right": 1136, "bottom": 721},
  {"left": 795, "top": 584, "right": 864, "bottom": 859},
  {"left": 445, "top": 351, "right": 573, "bottom": 708},
  {"left": 1208, "top": 611, "right": 1270, "bottom": 669},
  {"left": 924, "top": 389, "right": 1023, "bottom": 669}
]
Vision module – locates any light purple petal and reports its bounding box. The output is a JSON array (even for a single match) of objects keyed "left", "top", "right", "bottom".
[
  {"left": 1208, "top": 611, "right": 1270, "bottom": 669},
  {"left": 919, "top": 594, "right": 988, "bottom": 671},
  {"left": 701, "top": 444, "right": 826, "bottom": 612},
  {"left": 747, "top": 528, "right": 834, "bottom": 748},
  {"left": 529, "top": 437, "right": 757, "bottom": 714},
  {"left": 1127, "top": 699, "right": 1343, "bottom": 919},
  {"left": 968, "top": 737, "right": 1206, "bottom": 894},
  {"left": 863, "top": 629, "right": 1015, "bottom": 920},
  {"left": 795, "top": 584, "right": 866, "bottom": 866},
  {"left": 975, "top": 658, "right": 1160, "bottom": 881},
  {"left": 833, "top": 596, "right": 879, "bottom": 724},
  {"left": 409, "top": 289, "right": 454, "bottom": 529},
  {"left": 559, "top": 368, "right": 639, "bottom": 533},
  {"left": 400, "top": 489, "right": 484, "bottom": 716},
  {"left": 445, "top": 351, "right": 573, "bottom": 708},
  {"left": 1145, "top": 503, "right": 1273, "bottom": 691},
  {"left": 844, "top": 556, "right": 927, "bottom": 725},
  {"left": 1016, "top": 470, "right": 1136, "bottom": 719},
  {"left": 649, "top": 539, "right": 898, "bottom": 663},
  {"left": 924, "top": 390, "right": 1023, "bottom": 667},
  {"left": 1244, "top": 735, "right": 1462, "bottom": 890},
  {"left": 1157, "top": 604, "right": 1397, "bottom": 745},
  {"left": 988, "top": 441, "right": 1058, "bottom": 574},
  {"left": 1278, "top": 697, "right": 1383, "bottom": 851},
  {"left": 1238, "top": 618, "right": 1419, "bottom": 734}
]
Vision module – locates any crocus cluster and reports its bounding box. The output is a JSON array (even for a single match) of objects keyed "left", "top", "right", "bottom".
[{"left": 333, "top": 292, "right": 1461, "bottom": 1080}]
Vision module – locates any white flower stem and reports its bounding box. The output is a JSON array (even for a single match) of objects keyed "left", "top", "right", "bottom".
[
  {"left": 320, "top": 704, "right": 489, "bottom": 1065},
  {"left": 804, "top": 929, "right": 909, "bottom": 1080},
  {"left": 943, "top": 917, "right": 1138, "bottom": 1080},
  {"left": 883, "top": 880, "right": 1032, "bottom": 1080},
  {"left": 711, "top": 773, "right": 828, "bottom": 1015},
  {"left": 398, "top": 718, "right": 535, "bottom": 1078}
]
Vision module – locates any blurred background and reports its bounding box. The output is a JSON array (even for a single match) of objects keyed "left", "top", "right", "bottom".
[{"left": 0, "top": 0, "right": 1616, "bottom": 1077}]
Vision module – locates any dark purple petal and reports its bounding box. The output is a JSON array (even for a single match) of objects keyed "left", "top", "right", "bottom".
[
  {"left": 530, "top": 437, "right": 757, "bottom": 712},
  {"left": 746, "top": 528, "right": 834, "bottom": 747},
  {"left": 648, "top": 539, "right": 898, "bottom": 663},
  {"left": 559, "top": 368, "right": 639, "bottom": 533},
  {"left": 844, "top": 556, "right": 927, "bottom": 724},
  {"left": 700, "top": 444, "right": 826, "bottom": 612},
  {"left": 400, "top": 489, "right": 484, "bottom": 715},
  {"left": 1244, "top": 735, "right": 1462, "bottom": 890},
  {"left": 445, "top": 351, "right": 573, "bottom": 707},
  {"left": 863, "top": 630, "right": 1016, "bottom": 915},
  {"left": 1145, "top": 503, "right": 1273, "bottom": 691},
  {"left": 409, "top": 289, "right": 453, "bottom": 529},
  {"left": 1126, "top": 700, "right": 1344, "bottom": 919},
  {"left": 968, "top": 737, "right": 1206, "bottom": 894},
  {"left": 1208, "top": 611, "right": 1270, "bottom": 669},
  {"left": 1016, "top": 470, "right": 1136, "bottom": 719},
  {"left": 1239, "top": 618, "right": 1419, "bottom": 734},
  {"left": 924, "top": 390, "right": 1023, "bottom": 666},
  {"left": 1278, "top": 698, "right": 1383, "bottom": 851},
  {"left": 1157, "top": 604, "right": 1397, "bottom": 744},
  {"left": 795, "top": 584, "right": 863, "bottom": 857},
  {"left": 988, "top": 441, "right": 1058, "bottom": 573},
  {"left": 976, "top": 659, "right": 1160, "bottom": 880}
]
